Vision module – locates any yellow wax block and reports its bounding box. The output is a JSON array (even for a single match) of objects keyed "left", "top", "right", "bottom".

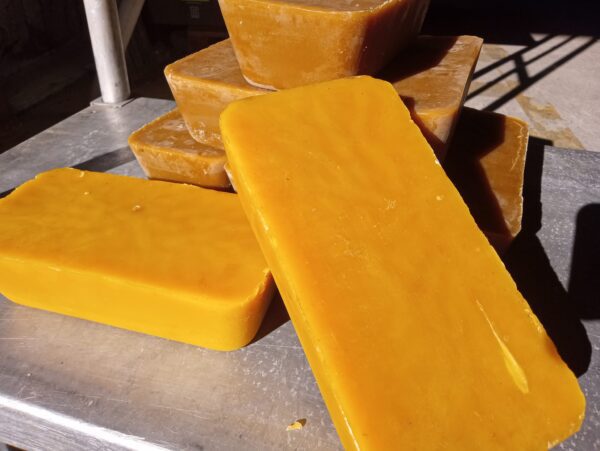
[
  {"left": 165, "top": 36, "right": 481, "bottom": 157},
  {"left": 220, "top": 77, "right": 584, "bottom": 450},
  {"left": 381, "top": 35, "right": 483, "bottom": 159},
  {"left": 445, "top": 108, "right": 529, "bottom": 254},
  {"left": 128, "top": 109, "right": 230, "bottom": 189},
  {"left": 0, "top": 169, "right": 273, "bottom": 351},
  {"left": 218, "top": 0, "right": 430, "bottom": 89}
]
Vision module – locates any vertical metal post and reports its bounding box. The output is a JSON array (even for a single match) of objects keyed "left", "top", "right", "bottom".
[
  {"left": 83, "top": 0, "right": 131, "bottom": 104},
  {"left": 118, "top": 0, "right": 146, "bottom": 49}
]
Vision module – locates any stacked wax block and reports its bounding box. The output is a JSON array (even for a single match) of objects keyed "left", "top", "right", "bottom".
[
  {"left": 132, "top": 5, "right": 524, "bottom": 252},
  {"left": 0, "top": 1, "right": 585, "bottom": 449}
]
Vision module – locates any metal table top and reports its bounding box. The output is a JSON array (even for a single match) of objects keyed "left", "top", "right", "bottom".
[{"left": 0, "top": 98, "right": 598, "bottom": 450}]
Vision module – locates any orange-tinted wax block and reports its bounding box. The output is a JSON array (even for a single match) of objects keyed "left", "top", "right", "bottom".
[
  {"left": 218, "top": 0, "right": 430, "bottom": 89},
  {"left": 0, "top": 169, "right": 273, "bottom": 351},
  {"left": 445, "top": 108, "right": 529, "bottom": 254},
  {"left": 164, "top": 40, "right": 262, "bottom": 149},
  {"left": 165, "top": 36, "right": 481, "bottom": 157},
  {"left": 220, "top": 77, "right": 584, "bottom": 450},
  {"left": 128, "top": 109, "right": 229, "bottom": 189},
  {"left": 380, "top": 34, "right": 483, "bottom": 159}
]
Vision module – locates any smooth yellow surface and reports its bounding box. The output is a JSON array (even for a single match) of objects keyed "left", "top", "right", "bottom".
[
  {"left": 445, "top": 107, "right": 529, "bottom": 253},
  {"left": 165, "top": 36, "right": 480, "bottom": 156},
  {"left": 220, "top": 77, "right": 584, "bottom": 450},
  {"left": 128, "top": 109, "right": 230, "bottom": 189},
  {"left": 218, "top": 0, "right": 430, "bottom": 89},
  {"left": 0, "top": 169, "right": 273, "bottom": 350}
]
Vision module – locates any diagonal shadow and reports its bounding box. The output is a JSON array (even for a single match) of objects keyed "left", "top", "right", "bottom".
[
  {"left": 503, "top": 138, "right": 592, "bottom": 376},
  {"left": 71, "top": 146, "right": 136, "bottom": 172},
  {"left": 482, "top": 37, "right": 597, "bottom": 112},
  {"left": 467, "top": 35, "right": 579, "bottom": 100}
]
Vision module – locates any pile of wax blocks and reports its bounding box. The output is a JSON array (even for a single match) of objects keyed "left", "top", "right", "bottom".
[
  {"left": 0, "top": 1, "right": 585, "bottom": 449},
  {"left": 130, "top": 2, "right": 528, "bottom": 255}
]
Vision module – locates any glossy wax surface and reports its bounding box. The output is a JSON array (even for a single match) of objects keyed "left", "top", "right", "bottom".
[
  {"left": 445, "top": 108, "right": 529, "bottom": 253},
  {"left": 218, "top": 0, "right": 430, "bottom": 89},
  {"left": 128, "top": 109, "right": 229, "bottom": 188},
  {"left": 220, "top": 77, "right": 584, "bottom": 450},
  {"left": 0, "top": 169, "right": 273, "bottom": 350},
  {"left": 166, "top": 36, "right": 480, "bottom": 157}
]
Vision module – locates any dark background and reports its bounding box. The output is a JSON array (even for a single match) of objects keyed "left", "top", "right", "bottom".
[{"left": 0, "top": 0, "right": 599, "bottom": 153}]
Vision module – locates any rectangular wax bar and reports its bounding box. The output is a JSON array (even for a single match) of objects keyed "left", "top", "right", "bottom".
[
  {"left": 380, "top": 35, "right": 483, "bottom": 159},
  {"left": 128, "top": 109, "right": 230, "bottom": 189},
  {"left": 444, "top": 108, "right": 529, "bottom": 254},
  {"left": 218, "top": 0, "right": 430, "bottom": 89},
  {"left": 0, "top": 169, "right": 273, "bottom": 351},
  {"left": 220, "top": 77, "right": 584, "bottom": 450},
  {"left": 165, "top": 35, "right": 481, "bottom": 158}
]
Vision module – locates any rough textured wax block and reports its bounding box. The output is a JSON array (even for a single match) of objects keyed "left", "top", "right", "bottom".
[
  {"left": 128, "top": 109, "right": 229, "bottom": 189},
  {"left": 445, "top": 108, "right": 529, "bottom": 254},
  {"left": 220, "top": 77, "right": 584, "bottom": 450},
  {"left": 0, "top": 169, "right": 273, "bottom": 351},
  {"left": 380, "top": 34, "right": 483, "bottom": 159},
  {"left": 164, "top": 40, "right": 262, "bottom": 149},
  {"left": 218, "top": 0, "right": 430, "bottom": 89},
  {"left": 165, "top": 36, "right": 481, "bottom": 156}
]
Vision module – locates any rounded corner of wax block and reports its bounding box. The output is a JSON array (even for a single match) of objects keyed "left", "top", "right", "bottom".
[
  {"left": 127, "top": 129, "right": 141, "bottom": 148},
  {"left": 163, "top": 62, "right": 176, "bottom": 79},
  {"left": 219, "top": 101, "right": 240, "bottom": 132}
]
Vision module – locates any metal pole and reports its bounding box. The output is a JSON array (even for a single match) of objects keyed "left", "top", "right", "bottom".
[
  {"left": 83, "top": 0, "right": 131, "bottom": 104},
  {"left": 118, "top": 0, "right": 146, "bottom": 49}
]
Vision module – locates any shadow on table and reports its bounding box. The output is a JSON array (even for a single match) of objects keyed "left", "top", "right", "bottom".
[
  {"left": 252, "top": 290, "right": 290, "bottom": 344},
  {"left": 568, "top": 203, "right": 600, "bottom": 319},
  {"left": 503, "top": 137, "right": 591, "bottom": 376}
]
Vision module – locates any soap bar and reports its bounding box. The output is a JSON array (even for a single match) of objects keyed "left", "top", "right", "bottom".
[
  {"left": 221, "top": 77, "right": 584, "bottom": 450},
  {"left": 445, "top": 108, "right": 528, "bottom": 254},
  {"left": 128, "top": 109, "right": 229, "bottom": 189},
  {"left": 218, "top": 0, "right": 430, "bottom": 89},
  {"left": 165, "top": 36, "right": 481, "bottom": 156},
  {"left": 381, "top": 35, "right": 483, "bottom": 159},
  {"left": 0, "top": 169, "right": 273, "bottom": 351}
]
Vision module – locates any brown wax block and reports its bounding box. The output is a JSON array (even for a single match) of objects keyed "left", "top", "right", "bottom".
[
  {"left": 128, "top": 109, "right": 230, "bottom": 189},
  {"left": 218, "top": 0, "right": 430, "bottom": 89},
  {"left": 444, "top": 108, "right": 529, "bottom": 254},
  {"left": 380, "top": 35, "right": 483, "bottom": 159},
  {"left": 165, "top": 36, "right": 482, "bottom": 159}
]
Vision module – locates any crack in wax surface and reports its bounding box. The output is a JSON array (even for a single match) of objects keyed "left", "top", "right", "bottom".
[
  {"left": 0, "top": 169, "right": 273, "bottom": 351},
  {"left": 220, "top": 76, "right": 585, "bottom": 450}
]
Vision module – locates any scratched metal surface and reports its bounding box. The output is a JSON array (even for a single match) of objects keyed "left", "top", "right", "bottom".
[{"left": 0, "top": 98, "right": 598, "bottom": 449}]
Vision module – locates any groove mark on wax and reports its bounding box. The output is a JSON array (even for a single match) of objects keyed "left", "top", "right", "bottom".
[{"left": 475, "top": 300, "right": 530, "bottom": 394}]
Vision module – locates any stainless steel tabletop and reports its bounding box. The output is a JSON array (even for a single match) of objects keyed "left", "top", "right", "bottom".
[{"left": 0, "top": 98, "right": 598, "bottom": 450}]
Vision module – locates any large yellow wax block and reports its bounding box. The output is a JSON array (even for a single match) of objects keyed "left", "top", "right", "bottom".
[
  {"left": 218, "top": 0, "right": 430, "bottom": 89},
  {"left": 445, "top": 108, "right": 529, "bottom": 254},
  {"left": 128, "top": 109, "right": 230, "bottom": 189},
  {"left": 0, "top": 169, "right": 273, "bottom": 351},
  {"left": 380, "top": 34, "right": 483, "bottom": 159},
  {"left": 220, "top": 77, "right": 584, "bottom": 450},
  {"left": 165, "top": 36, "right": 481, "bottom": 157}
]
